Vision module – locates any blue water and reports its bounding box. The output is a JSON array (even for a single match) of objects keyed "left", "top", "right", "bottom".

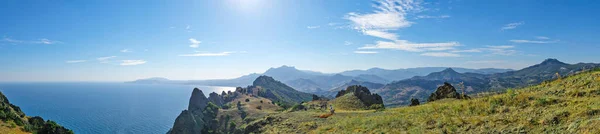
[{"left": 0, "top": 82, "right": 235, "bottom": 134}]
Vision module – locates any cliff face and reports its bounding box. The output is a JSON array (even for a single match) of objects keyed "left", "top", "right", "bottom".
[
  {"left": 169, "top": 88, "right": 215, "bottom": 134},
  {"left": 208, "top": 92, "right": 224, "bottom": 107}
]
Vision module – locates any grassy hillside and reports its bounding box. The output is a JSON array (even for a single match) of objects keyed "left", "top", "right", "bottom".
[
  {"left": 0, "top": 92, "right": 73, "bottom": 134},
  {"left": 244, "top": 69, "right": 600, "bottom": 133}
]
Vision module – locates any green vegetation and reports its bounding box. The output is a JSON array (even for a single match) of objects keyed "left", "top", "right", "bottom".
[
  {"left": 0, "top": 92, "right": 73, "bottom": 134},
  {"left": 253, "top": 76, "right": 313, "bottom": 105},
  {"left": 244, "top": 69, "right": 600, "bottom": 133}
]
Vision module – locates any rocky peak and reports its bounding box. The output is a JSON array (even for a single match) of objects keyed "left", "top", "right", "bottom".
[
  {"left": 428, "top": 82, "right": 469, "bottom": 102},
  {"left": 188, "top": 88, "right": 209, "bottom": 112},
  {"left": 208, "top": 92, "right": 224, "bottom": 107},
  {"left": 335, "top": 85, "right": 384, "bottom": 109}
]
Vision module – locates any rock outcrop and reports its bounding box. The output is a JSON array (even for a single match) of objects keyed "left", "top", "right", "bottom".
[
  {"left": 409, "top": 98, "right": 420, "bottom": 106},
  {"left": 208, "top": 92, "right": 224, "bottom": 107},
  {"left": 334, "top": 85, "right": 384, "bottom": 110},
  {"left": 169, "top": 88, "right": 217, "bottom": 134},
  {"left": 428, "top": 82, "right": 470, "bottom": 102}
]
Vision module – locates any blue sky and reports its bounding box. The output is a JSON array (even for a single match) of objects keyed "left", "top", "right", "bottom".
[{"left": 1, "top": 0, "right": 599, "bottom": 81}]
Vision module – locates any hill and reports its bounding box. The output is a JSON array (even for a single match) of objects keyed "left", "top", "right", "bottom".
[
  {"left": 242, "top": 68, "right": 600, "bottom": 133},
  {"left": 252, "top": 76, "right": 314, "bottom": 106},
  {"left": 375, "top": 59, "right": 600, "bottom": 106},
  {"left": 0, "top": 91, "right": 72, "bottom": 134},
  {"left": 332, "top": 85, "right": 384, "bottom": 110}
]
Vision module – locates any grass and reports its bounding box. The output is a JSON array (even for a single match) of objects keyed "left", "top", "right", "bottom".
[{"left": 244, "top": 70, "right": 600, "bottom": 133}]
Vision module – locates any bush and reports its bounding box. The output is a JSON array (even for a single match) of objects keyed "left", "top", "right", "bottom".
[
  {"left": 369, "top": 104, "right": 385, "bottom": 110},
  {"left": 245, "top": 99, "right": 250, "bottom": 102},
  {"left": 260, "top": 100, "right": 263, "bottom": 103},
  {"left": 256, "top": 106, "right": 262, "bottom": 110}
]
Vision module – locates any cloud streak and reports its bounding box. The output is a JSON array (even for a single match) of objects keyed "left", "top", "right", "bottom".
[
  {"left": 420, "top": 52, "right": 460, "bottom": 57},
  {"left": 354, "top": 51, "right": 378, "bottom": 54},
  {"left": 179, "top": 51, "right": 234, "bottom": 57},
  {"left": 501, "top": 22, "right": 524, "bottom": 30},
  {"left": 2, "top": 37, "right": 61, "bottom": 44},
  {"left": 120, "top": 60, "right": 147, "bottom": 66},
  {"left": 509, "top": 39, "right": 558, "bottom": 44},
  {"left": 307, "top": 25, "right": 320, "bottom": 29}
]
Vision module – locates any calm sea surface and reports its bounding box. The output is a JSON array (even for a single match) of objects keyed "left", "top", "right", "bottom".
[{"left": 0, "top": 82, "right": 235, "bottom": 134}]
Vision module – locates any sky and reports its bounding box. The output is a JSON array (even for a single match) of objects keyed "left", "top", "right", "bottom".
[{"left": 1, "top": 0, "right": 600, "bottom": 82}]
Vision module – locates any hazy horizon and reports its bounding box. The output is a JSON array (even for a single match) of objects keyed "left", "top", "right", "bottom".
[{"left": 2, "top": 0, "right": 600, "bottom": 81}]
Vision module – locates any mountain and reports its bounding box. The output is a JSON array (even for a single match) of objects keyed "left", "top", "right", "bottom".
[
  {"left": 340, "top": 67, "right": 513, "bottom": 81},
  {"left": 252, "top": 76, "right": 314, "bottom": 105},
  {"left": 130, "top": 66, "right": 511, "bottom": 95},
  {"left": 0, "top": 91, "right": 73, "bottom": 134},
  {"left": 374, "top": 59, "right": 600, "bottom": 106},
  {"left": 168, "top": 88, "right": 220, "bottom": 134},
  {"left": 332, "top": 85, "right": 384, "bottom": 110}
]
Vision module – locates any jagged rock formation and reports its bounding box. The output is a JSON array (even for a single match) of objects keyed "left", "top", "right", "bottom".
[
  {"left": 428, "top": 82, "right": 470, "bottom": 102},
  {"left": 208, "top": 92, "right": 224, "bottom": 107},
  {"left": 169, "top": 88, "right": 219, "bottom": 134},
  {"left": 409, "top": 98, "right": 419, "bottom": 106},
  {"left": 334, "top": 85, "right": 384, "bottom": 110},
  {"left": 252, "top": 76, "right": 313, "bottom": 106}
]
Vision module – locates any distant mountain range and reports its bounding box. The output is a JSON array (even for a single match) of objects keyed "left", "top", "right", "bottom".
[
  {"left": 374, "top": 59, "right": 600, "bottom": 106},
  {"left": 130, "top": 65, "right": 513, "bottom": 95}
]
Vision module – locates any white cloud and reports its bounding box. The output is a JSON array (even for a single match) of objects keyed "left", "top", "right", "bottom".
[
  {"left": 189, "top": 38, "right": 201, "bottom": 48},
  {"left": 536, "top": 36, "right": 550, "bottom": 40},
  {"left": 97, "top": 56, "right": 117, "bottom": 61},
  {"left": 186, "top": 25, "right": 191, "bottom": 30},
  {"left": 485, "top": 45, "right": 517, "bottom": 55},
  {"left": 363, "top": 30, "right": 398, "bottom": 40},
  {"left": 66, "top": 60, "right": 87, "bottom": 63},
  {"left": 307, "top": 25, "right": 320, "bottom": 29},
  {"left": 509, "top": 39, "right": 558, "bottom": 44},
  {"left": 416, "top": 15, "right": 450, "bottom": 19},
  {"left": 354, "top": 51, "right": 379, "bottom": 54},
  {"left": 420, "top": 52, "right": 460, "bottom": 57},
  {"left": 179, "top": 52, "right": 234, "bottom": 57},
  {"left": 2, "top": 37, "right": 60, "bottom": 44},
  {"left": 120, "top": 60, "right": 147, "bottom": 66},
  {"left": 344, "top": 41, "right": 353, "bottom": 45},
  {"left": 358, "top": 40, "right": 461, "bottom": 52},
  {"left": 120, "top": 49, "right": 132, "bottom": 53},
  {"left": 346, "top": 0, "right": 460, "bottom": 55},
  {"left": 501, "top": 22, "right": 524, "bottom": 30},
  {"left": 451, "top": 49, "right": 482, "bottom": 53}
]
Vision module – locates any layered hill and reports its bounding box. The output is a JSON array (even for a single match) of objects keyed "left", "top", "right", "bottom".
[
  {"left": 0, "top": 91, "right": 72, "bottom": 134},
  {"left": 375, "top": 59, "right": 600, "bottom": 106},
  {"left": 251, "top": 76, "right": 314, "bottom": 106}
]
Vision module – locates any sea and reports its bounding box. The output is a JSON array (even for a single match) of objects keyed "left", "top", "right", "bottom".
[{"left": 0, "top": 82, "right": 236, "bottom": 134}]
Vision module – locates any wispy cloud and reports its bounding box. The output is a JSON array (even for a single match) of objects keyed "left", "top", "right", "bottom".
[
  {"left": 536, "top": 36, "right": 550, "bottom": 40},
  {"left": 416, "top": 15, "right": 450, "bottom": 19},
  {"left": 346, "top": 0, "right": 461, "bottom": 55},
  {"left": 344, "top": 41, "right": 353, "bottom": 45},
  {"left": 420, "top": 52, "right": 460, "bottom": 57},
  {"left": 179, "top": 51, "right": 234, "bottom": 57},
  {"left": 358, "top": 40, "right": 460, "bottom": 52},
  {"left": 120, "top": 49, "right": 132, "bottom": 53},
  {"left": 97, "top": 56, "right": 117, "bottom": 61},
  {"left": 66, "top": 60, "right": 87, "bottom": 63},
  {"left": 307, "top": 25, "right": 320, "bottom": 29},
  {"left": 509, "top": 39, "right": 559, "bottom": 44},
  {"left": 189, "top": 38, "right": 201, "bottom": 48},
  {"left": 451, "top": 49, "right": 482, "bottom": 53},
  {"left": 501, "top": 21, "right": 524, "bottom": 30},
  {"left": 2, "top": 37, "right": 61, "bottom": 44},
  {"left": 485, "top": 45, "right": 517, "bottom": 55},
  {"left": 120, "top": 60, "right": 146, "bottom": 66},
  {"left": 354, "top": 51, "right": 378, "bottom": 54}
]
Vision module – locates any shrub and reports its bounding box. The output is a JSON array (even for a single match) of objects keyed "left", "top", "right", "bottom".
[
  {"left": 369, "top": 104, "right": 385, "bottom": 111},
  {"left": 245, "top": 99, "right": 250, "bottom": 102},
  {"left": 256, "top": 106, "right": 262, "bottom": 110},
  {"left": 260, "top": 100, "right": 263, "bottom": 103}
]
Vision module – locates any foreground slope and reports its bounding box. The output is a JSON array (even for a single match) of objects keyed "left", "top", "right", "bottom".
[
  {"left": 248, "top": 69, "right": 600, "bottom": 133},
  {"left": 0, "top": 91, "right": 73, "bottom": 134}
]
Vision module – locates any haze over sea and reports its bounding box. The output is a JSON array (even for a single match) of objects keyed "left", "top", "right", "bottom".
[{"left": 0, "top": 82, "right": 235, "bottom": 134}]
